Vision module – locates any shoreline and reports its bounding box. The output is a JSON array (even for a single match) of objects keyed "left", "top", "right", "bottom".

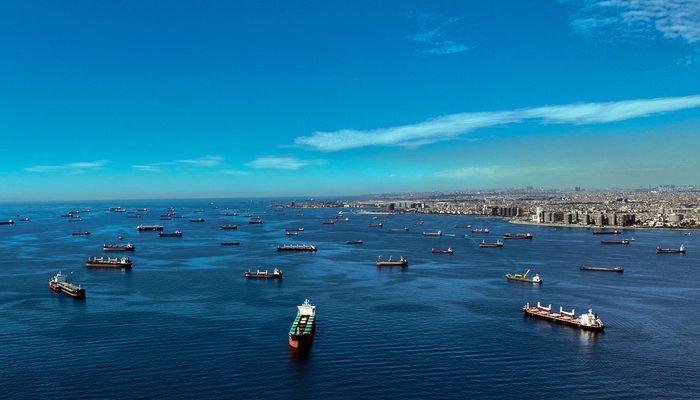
[{"left": 507, "top": 219, "right": 699, "bottom": 232}]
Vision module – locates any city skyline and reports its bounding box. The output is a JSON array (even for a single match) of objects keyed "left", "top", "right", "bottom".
[{"left": 2, "top": 1, "right": 700, "bottom": 201}]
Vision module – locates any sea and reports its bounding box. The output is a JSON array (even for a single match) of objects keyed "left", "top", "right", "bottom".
[{"left": 1, "top": 199, "right": 698, "bottom": 399}]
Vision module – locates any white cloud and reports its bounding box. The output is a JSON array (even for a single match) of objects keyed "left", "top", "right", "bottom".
[
  {"left": 246, "top": 156, "right": 325, "bottom": 170},
  {"left": 25, "top": 159, "right": 110, "bottom": 173},
  {"left": 295, "top": 94, "right": 700, "bottom": 151},
  {"left": 221, "top": 169, "right": 251, "bottom": 176},
  {"left": 435, "top": 165, "right": 566, "bottom": 179},
  {"left": 132, "top": 155, "right": 224, "bottom": 172},
  {"left": 407, "top": 15, "right": 468, "bottom": 55},
  {"left": 567, "top": 0, "right": 700, "bottom": 43}
]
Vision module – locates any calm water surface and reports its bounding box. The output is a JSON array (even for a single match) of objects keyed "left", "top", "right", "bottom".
[{"left": 1, "top": 200, "right": 698, "bottom": 399}]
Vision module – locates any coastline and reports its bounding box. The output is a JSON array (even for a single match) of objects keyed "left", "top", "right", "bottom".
[{"left": 508, "top": 219, "right": 700, "bottom": 232}]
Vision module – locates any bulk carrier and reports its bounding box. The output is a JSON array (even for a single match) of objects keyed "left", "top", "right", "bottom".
[{"left": 288, "top": 299, "right": 316, "bottom": 350}]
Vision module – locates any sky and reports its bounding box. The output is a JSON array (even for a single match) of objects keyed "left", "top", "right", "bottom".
[{"left": 1, "top": 0, "right": 699, "bottom": 201}]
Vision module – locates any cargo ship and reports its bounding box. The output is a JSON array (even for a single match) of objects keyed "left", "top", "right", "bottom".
[
  {"left": 137, "top": 225, "right": 164, "bottom": 232},
  {"left": 601, "top": 239, "right": 631, "bottom": 245},
  {"left": 0, "top": 219, "right": 14, "bottom": 225},
  {"left": 592, "top": 230, "right": 621, "bottom": 235},
  {"left": 190, "top": 218, "right": 205, "bottom": 223},
  {"left": 368, "top": 222, "right": 383, "bottom": 228},
  {"left": 220, "top": 241, "right": 240, "bottom": 246},
  {"left": 159, "top": 230, "right": 182, "bottom": 237},
  {"left": 288, "top": 299, "right": 316, "bottom": 350},
  {"left": 580, "top": 266, "right": 624, "bottom": 273},
  {"left": 346, "top": 240, "right": 363, "bottom": 245},
  {"left": 245, "top": 267, "right": 283, "bottom": 279},
  {"left": 431, "top": 247, "right": 454, "bottom": 254},
  {"left": 423, "top": 230, "right": 442, "bottom": 237},
  {"left": 376, "top": 255, "right": 408, "bottom": 267},
  {"left": 322, "top": 220, "right": 335, "bottom": 225},
  {"left": 471, "top": 228, "right": 489, "bottom": 234},
  {"left": 137, "top": 208, "right": 148, "bottom": 212},
  {"left": 277, "top": 244, "right": 317, "bottom": 252},
  {"left": 249, "top": 217, "right": 263, "bottom": 224},
  {"left": 523, "top": 302, "right": 605, "bottom": 332},
  {"left": 656, "top": 244, "right": 685, "bottom": 254},
  {"left": 390, "top": 227, "right": 409, "bottom": 232},
  {"left": 86, "top": 256, "right": 132, "bottom": 269},
  {"left": 72, "top": 231, "right": 91, "bottom": 236},
  {"left": 506, "top": 269, "right": 541, "bottom": 283},
  {"left": 220, "top": 224, "right": 238, "bottom": 230},
  {"left": 103, "top": 243, "right": 135, "bottom": 252},
  {"left": 49, "top": 272, "right": 85, "bottom": 298},
  {"left": 503, "top": 233, "right": 533, "bottom": 239},
  {"left": 479, "top": 240, "right": 503, "bottom": 247}
]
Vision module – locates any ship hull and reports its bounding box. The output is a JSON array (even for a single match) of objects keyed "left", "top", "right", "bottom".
[
  {"left": 49, "top": 283, "right": 86, "bottom": 299},
  {"left": 523, "top": 307, "right": 604, "bottom": 332},
  {"left": 288, "top": 329, "right": 315, "bottom": 349},
  {"left": 506, "top": 276, "right": 541, "bottom": 284},
  {"left": 86, "top": 262, "right": 132, "bottom": 269}
]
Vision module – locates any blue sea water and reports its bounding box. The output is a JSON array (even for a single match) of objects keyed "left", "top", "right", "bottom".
[{"left": 1, "top": 199, "right": 698, "bottom": 399}]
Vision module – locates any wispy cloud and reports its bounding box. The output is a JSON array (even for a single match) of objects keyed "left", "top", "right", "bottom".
[
  {"left": 246, "top": 156, "right": 325, "bottom": 170},
  {"left": 295, "top": 94, "right": 700, "bottom": 151},
  {"left": 25, "top": 159, "right": 110, "bottom": 173},
  {"left": 221, "top": 169, "right": 251, "bottom": 176},
  {"left": 435, "top": 165, "right": 566, "bottom": 179},
  {"left": 566, "top": 0, "right": 700, "bottom": 43},
  {"left": 132, "top": 155, "right": 224, "bottom": 172},
  {"left": 407, "top": 14, "right": 468, "bottom": 55}
]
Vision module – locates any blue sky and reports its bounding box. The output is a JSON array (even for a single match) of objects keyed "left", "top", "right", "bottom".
[{"left": 1, "top": 0, "right": 699, "bottom": 200}]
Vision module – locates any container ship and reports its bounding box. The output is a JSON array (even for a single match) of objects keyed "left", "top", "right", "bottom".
[
  {"left": 103, "top": 243, "right": 135, "bottom": 252},
  {"left": 423, "top": 230, "right": 442, "bottom": 237},
  {"left": 137, "top": 225, "right": 164, "bottom": 232},
  {"left": 376, "top": 255, "right": 408, "bottom": 267},
  {"left": 220, "top": 224, "right": 238, "bottom": 230},
  {"left": 503, "top": 233, "right": 533, "bottom": 239},
  {"left": 580, "top": 266, "right": 624, "bottom": 273},
  {"left": 522, "top": 302, "right": 605, "bottom": 332},
  {"left": 277, "top": 244, "right": 317, "bottom": 252},
  {"left": 159, "top": 230, "right": 182, "bottom": 237},
  {"left": 245, "top": 267, "right": 283, "bottom": 279},
  {"left": 49, "top": 272, "right": 85, "bottom": 299},
  {"left": 656, "top": 244, "right": 685, "bottom": 254},
  {"left": 479, "top": 240, "right": 503, "bottom": 247},
  {"left": 601, "top": 239, "right": 631, "bottom": 245},
  {"left": 592, "top": 230, "right": 621, "bottom": 235},
  {"left": 0, "top": 219, "right": 14, "bottom": 225},
  {"left": 506, "top": 268, "right": 541, "bottom": 283},
  {"left": 288, "top": 299, "right": 316, "bottom": 350},
  {"left": 431, "top": 247, "right": 454, "bottom": 254},
  {"left": 86, "top": 256, "right": 132, "bottom": 269},
  {"left": 72, "top": 231, "right": 91, "bottom": 236}
]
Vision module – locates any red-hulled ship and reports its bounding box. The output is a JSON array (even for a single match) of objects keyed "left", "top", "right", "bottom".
[
  {"left": 86, "top": 256, "right": 132, "bottom": 269},
  {"left": 137, "top": 225, "right": 164, "bottom": 232},
  {"left": 432, "top": 247, "right": 454, "bottom": 254},
  {"left": 49, "top": 272, "right": 86, "bottom": 299},
  {"left": 103, "top": 243, "right": 135, "bottom": 252},
  {"left": 503, "top": 233, "right": 533, "bottom": 239},
  {"left": 288, "top": 299, "right": 316, "bottom": 350}
]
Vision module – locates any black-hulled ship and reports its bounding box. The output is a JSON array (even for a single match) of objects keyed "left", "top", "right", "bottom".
[
  {"left": 137, "top": 225, "right": 164, "bottom": 232},
  {"left": 656, "top": 244, "right": 686, "bottom": 254},
  {"left": 1, "top": 219, "right": 15, "bottom": 225},
  {"left": 220, "top": 241, "right": 240, "bottom": 246},
  {"left": 86, "top": 256, "right": 132, "bottom": 269},
  {"left": 189, "top": 218, "right": 205, "bottom": 223},
  {"left": 346, "top": 240, "right": 363, "bottom": 245},
  {"left": 601, "top": 239, "right": 631, "bottom": 245},
  {"left": 277, "top": 244, "right": 317, "bottom": 252},
  {"left": 249, "top": 217, "right": 264, "bottom": 224},
  {"left": 220, "top": 224, "right": 238, "bottom": 230},
  {"left": 580, "top": 266, "right": 624, "bottom": 272},
  {"left": 159, "top": 230, "right": 183, "bottom": 237},
  {"left": 72, "top": 231, "right": 91, "bottom": 236},
  {"left": 592, "top": 230, "right": 621, "bottom": 235},
  {"left": 503, "top": 233, "right": 533, "bottom": 239},
  {"left": 49, "top": 272, "right": 85, "bottom": 298},
  {"left": 103, "top": 243, "right": 135, "bottom": 252},
  {"left": 245, "top": 267, "right": 282, "bottom": 279}
]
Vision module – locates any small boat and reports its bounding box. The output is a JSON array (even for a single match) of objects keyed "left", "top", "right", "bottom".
[
  {"left": 390, "top": 227, "right": 409, "bottom": 232},
  {"left": 288, "top": 299, "right": 316, "bottom": 350},
  {"left": 479, "top": 240, "right": 503, "bottom": 247},
  {"left": 579, "top": 266, "right": 624, "bottom": 273},
  {"left": 656, "top": 244, "right": 686, "bottom": 254},
  {"left": 285, "top": 231, "right": 299, "bottom": 236},
  {"left": 523, "top": 302, "right": 605, "bottom": 331},
  {"left": 249, "top": 217, "right": 263, "bottom": 224},
  {"left": 592, "top": 230, "right": 621, "bottom": 235},
  {"left": 322, "top": 220, "right": 335, "bottom": 225},
  {"left": 49, "top": 272, "right": 85, "bottom": 299},
  {"left": 190, "top": 218, "right": 205, "bottom": 223},
  {"left": 72, "top": 231, "right": 91, "bottom": 236},
  {"left": 376, "top": 255, "right": 408, "bottom": 267},
  {"left": 220, "top": 224, "right": 238, "bottom": 230},
  {"left": 159, "top": 230, "right": 183, "bottom": 238},
  {"left": 86, "top": 256, "right": 132, "bottom": 269},
  {"left": 506, "top": 268, "right": 541, "bottom": 283},
  {"left": 423, "top": 230, "right": 442, "bottom": 237},
  {"left": 471, "top": 228, "right": 489, "bottom": 234},
  {"left": 503, "top": 233, "right": 533, "bottom": 239},
  {"left": 220, "top": 241, "right": 240, "bottom": 246},
  {"left": 245, "top": 267, "right": 283, "bottom": 279},
  {"left": 601, "top": 239, "right": 631, "bottom": 245},
  {"left": 431, "top": 247, "right": 454, "bottom": 254},
  {"left": 103, "top": 243, "right": 135, "bottom": 252},
  {"left": 277, "top": 244, "right": 317, "bottom": 252},
  {"left": 137, "top": 225, "right": 164, "bottom": 232},
  {"left": 0, "top": 219, "right": 14, "bottom": 225},
  {"left": 368, "top": 223, "right": 383, "bottom": 228},
  {"left": 346, "top": 240, "right": 364, "bottom": 245}
]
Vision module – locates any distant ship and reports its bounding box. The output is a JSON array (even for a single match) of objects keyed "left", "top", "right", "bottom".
[
  {"left": 49, "top": 272, "right": 85, "bottom": 299},
  {"left": 137, "top": 208, "right": 148, "bottom": 212},
  {"left": 580, "top": 266, "right": 624, "bottom": 273},
  {"left": 0, "top": 219, "right": 15, "bottom": 225},
  {"left": 390, "top": 227, "right": 409, "bottom": 232},
  {"left": 137, "top": 225, "right": 164, "bottom": 232},
  {"left": 86, "top": 256, "right": 132, "bottom": 269},
  {"left": 220, "top": 241, "right": 240, "bottom": 246},
  {"left": 376, "top": 255, "right": 408, "bottom": 267},
  {"left": 277, "top": 244, "right": 317, "bottom": 252},
  {"left": 288, "top": 299, "right": 316, "bottom": 350},
  {"left": 72, "top": 231, "right": 91, "bottom": 236},
  {"left": 431, "top": 247, "right": 454, "bottom": 254},
  {"left": 249, "top": 217, "right": 263, "bottom": 224},
  {"left": 601, "top": 239, "right": 631, "bottom": 245},
  {"left": 503, "top": 233, "right": 533, "bottom": 239},
  {"left": 322, "top": 220, "right": 335, "bottom": 225},
  {"left": 592, "top": 230, "right": 621, "bottom": 235},
  {"left": 103, "top": 243, "right": 135, "bottom": 252},
  {"left": 506, "top": 269, "right": 541, "bottom": 283},
  {"left": 656, "top": 244, "right": 685, "bottom": 254},
  {"left": 471, "top": 228, "right": 489, "bottom": 234},
  {"left": 159, "top": 231, "right": 182, "bottom": 237},
  {"left": 189, "top": 218, "right": 205, "bottom": 223},
  {"left": 19, "top": 217, "right": 30, "bottom": 222},
  {"left": 368, "top": 222, "right": 383, "bottom": 228},
  {"left": 423, "top": 230, "right": 442, "bottom": 237},
  {"left": 245, "top": 267, "right": 282, "bottom": 279},
  {"left": 346, "top": 240, "right": 364, "bottom": 245},
  {"left": 220, "top": 224, "right": 238, "bottom": 230},
  {"left": 523, "top": 302, "right": 605, "bottom": 331},
  {"left": 479, "top": 240, "right": 503, "bottom": 247}
]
